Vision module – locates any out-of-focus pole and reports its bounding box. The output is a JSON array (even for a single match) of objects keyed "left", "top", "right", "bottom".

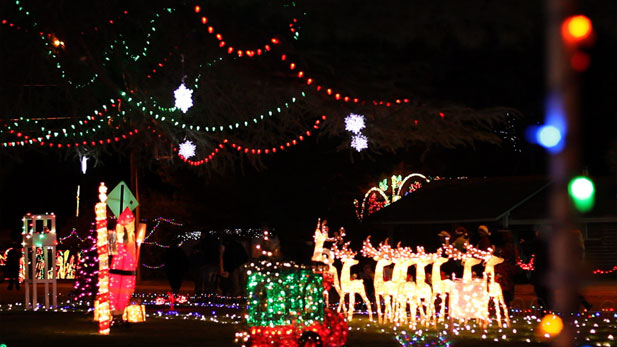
[{"left": 546, "top": 0, "right": 585, "bottom": 345}]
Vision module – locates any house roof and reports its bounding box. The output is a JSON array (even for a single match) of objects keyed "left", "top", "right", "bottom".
[
  {"left": 365, "top": 176, "right": 617, "bottom": 226},
  {"left": 507, "top": 176, "right": 617, "bottom": 225}
]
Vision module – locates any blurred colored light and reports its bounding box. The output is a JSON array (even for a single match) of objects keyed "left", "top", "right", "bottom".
[
  {"left": 537, "top": 125, "right": 562, "bottom": 149},
  {"left": 561, "top": 15, "right": 592, "bottom": 44},
  {"left": 539, "top": 314, "right": 563, "bottom": 337},
  {"left": 571, "top": 51, "right": 590, "bottom": 71},
  {"left": 568, "top": 176, "right": 595, "bottom": 212}
]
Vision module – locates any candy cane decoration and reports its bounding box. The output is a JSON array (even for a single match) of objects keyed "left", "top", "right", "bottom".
[{"left": 95, "top": 183, "right": 111, "bottom": 335}]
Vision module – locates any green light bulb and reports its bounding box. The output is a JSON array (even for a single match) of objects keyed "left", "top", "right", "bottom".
[{"left": 568, "top": 176, "right": 595, "bottom": 213}]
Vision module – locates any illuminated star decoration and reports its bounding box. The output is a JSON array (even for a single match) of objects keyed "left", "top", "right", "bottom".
[
  {"left": 345, "top": 113, "right": 366, "bottom": 134},
  {"left": 174, "top": 83, "right": 193, "bottom": 113},
  {"left": 178, "top": 140, "right": 196, "bottom": 158},
  {"left": 351, "top": 134, "right": 368, "bottom": 152}
]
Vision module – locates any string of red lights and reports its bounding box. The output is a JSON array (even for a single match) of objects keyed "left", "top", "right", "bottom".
[
  {"left": 176, "top": 116, "right": 325, "bottom": 166},
  {"left": 193, "top": 5, "right": 281, "bottom": 58},
  {"left": 279, "top": 53, "right": 411, "bottom": 107}
]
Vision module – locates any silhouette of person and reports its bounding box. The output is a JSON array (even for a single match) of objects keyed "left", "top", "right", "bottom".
[
  {"left": 163, "top": 244, "right": 188, "bottom": 294},
  {"left": 6, "top": 243, "right": 21, "bottom": 290}
]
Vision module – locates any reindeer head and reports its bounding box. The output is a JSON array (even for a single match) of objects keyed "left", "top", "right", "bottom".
[
  {"left": 393, "top": 243, "right": 418, "bottom": 265},
  {"left": 361, "top": 236, "right": 393, "bottom": 264},
  {"left": 462, "top": 257, "right": 483, "bottom": 267},
  {"left": 332, "top": 241, "right": 357, "bottom": 263},
  {"left": 431, "top": 249, "right": 449, "bottom": 266},
  {"left": 313, "top": 218, "right": 328, "bottom": 242},
  {"left": 486, "top": 254, "right": 504, "bottom": 267},
  {"left": 322, "top": 249, "right": 335, "bottom": 265},
  {"left": 464, "top": 243, "right": 492, "bottom": 261}
]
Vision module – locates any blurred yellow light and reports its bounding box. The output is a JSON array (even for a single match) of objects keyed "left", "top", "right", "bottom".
[
  {"left": 562, "top": 15, "right": 592, "bottom": 44},
  {"left": 539, "top": 314, "right": 563, "bottom": 337}
]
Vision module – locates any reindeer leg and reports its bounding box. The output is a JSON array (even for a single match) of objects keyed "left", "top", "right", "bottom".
[
  {"left": 417, "top": 297, "right": 426, "bottom": 324},
  {"left": 493, "top": 296, "right": 501, "bottom": 327},
  {"left": 360, "top": 290, "right": 373, "bottom": 321},
  {"left": 409, "top": 296, "right": 416, "bottom": 328},
  {"left": 375, "top": 293, "right": 382, "bottom": 324},
  {"left": 499, "top": 295, "right": 510, "bottom": 327},
  {"left": 384, "top": 295, "right": 392, "bottom": 323},
  {"left": 348, "top": 292, "right": 356, "bottom": 321},
  {"left": 429, "top": 293, "right": 438, "bottom": 326},
  {"left": 439, "top": 293, "right": 447, "bottom": 323}
]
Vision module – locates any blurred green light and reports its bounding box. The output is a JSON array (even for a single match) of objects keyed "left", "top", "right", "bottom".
[{"left": 568, "top": 176, "right": 595, "bottom": 213}]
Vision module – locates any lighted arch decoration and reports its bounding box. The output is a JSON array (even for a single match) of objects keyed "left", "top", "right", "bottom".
[
  {"left": 354, "top": 173, "right": 431, "bottom": 220},
  {"left": 395, "top": 173, "right": 429, "bottom": 202}
]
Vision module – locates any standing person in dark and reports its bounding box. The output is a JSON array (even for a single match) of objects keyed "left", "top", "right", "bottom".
[
  {"left": 573, "top": 229, "right": 592, "bottom": 311},
  {"left": 200, "top": 234, "right": 223, "bottom": 295},
  {"left": 476, "top": 225, "right": 493, "bottom": 251},
  {"left": 451, "top": 227, "right": 469, "bottom": 278},
  {"left": 495, "top": 230, "right": 519, "bottom": 306},
  {"left": 163, "top": 244, "right": 189, "bottom": 295},
  {"left": 6, "top": 242, "right": 21, "bottom": 290},
  {"left": 530, "top": 227, "right": 551, "bottom": 311},
  {"left": 222, "top": 239, "right": 248, "bottom": 297}
]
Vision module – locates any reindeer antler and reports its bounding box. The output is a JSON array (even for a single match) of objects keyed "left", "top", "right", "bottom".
[
  {"left": 464, "top": 243, "right": 493, "bottom": 261},
  {"left": 378, "top": 239, "right": 394, "bottom": 260},
  {"left": 330, "top": 227, "right": 346, "bottom": 242},
  {"left": 394, "top": 242, "right": 416, "bottom": 259},
  {"left": 361, "top": 236, "right": 378, "bottom": 258},
  {"left": 332, "top": 241, "right": 357, "bottom": 260}
]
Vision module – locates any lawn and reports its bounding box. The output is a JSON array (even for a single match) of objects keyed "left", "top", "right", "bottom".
[{"left": 0, "top": 309, "right": 556, "bottom": 347}]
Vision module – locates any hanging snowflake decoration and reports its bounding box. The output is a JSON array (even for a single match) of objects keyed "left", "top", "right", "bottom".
[
  {"left": 178, "top": 140, "right": 196, "bottom": 158},
  {"left": 174, "top": 83, "right": 193, "bottom": 113},
  {"left": 345, "top": 113, "right": 366, "bottom": 134},
  {"left": 351, "top": 134, "right": 368, "bottom": 152}
]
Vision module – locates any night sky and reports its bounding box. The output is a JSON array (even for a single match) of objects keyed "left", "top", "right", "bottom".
[{"left": 0, "top": 0, "right": 615, "bottom": 252}]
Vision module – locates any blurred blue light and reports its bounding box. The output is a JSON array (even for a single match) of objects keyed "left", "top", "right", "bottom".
[{"left": 537, "top": 125, "right": 562, "bottom": 148}]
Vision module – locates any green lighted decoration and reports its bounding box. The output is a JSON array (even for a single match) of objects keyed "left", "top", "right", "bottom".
[{"left": 246, "top": 269, "right": 324, "bottom": 327}]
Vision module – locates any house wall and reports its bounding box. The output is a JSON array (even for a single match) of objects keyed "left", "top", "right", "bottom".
[{"left": 585, "top": 223, "right": 617, "bottom": 279}]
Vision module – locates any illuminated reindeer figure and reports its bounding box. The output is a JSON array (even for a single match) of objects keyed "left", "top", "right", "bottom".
[
  {"left": 443, "top": 243, "right": 491, "bottom": 328},
  {"left": 311, "top": 218, "right": 335, "bottom": 263},
  {"left": 411, "top": 246, "right": 435, "bottom": 325},
  {"left": 361, "top": 237, "right": 396, "bottom": 324},
  {"left": 483, "top": 252, "right": 510, "bottom": 327},
  {"left": 392, "top": 245, "right": 418, "bottom": 326},
  {"left": 332, "top": 237, "right": 373, "bottom": 322},
  {"left": 429, "top": 248, "right": 453, "bottom": 324}
]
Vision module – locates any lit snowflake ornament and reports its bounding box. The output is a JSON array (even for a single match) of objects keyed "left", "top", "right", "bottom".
[
  {"left": 345, "top": 113, "right": 366, "bottom": 134},
  {"left": 179, "top": 140, "right": 196, "bottom": 158},
  {"left": 174, "top": 83, "right": 193, "bottom": 113},
  {"left": 351, "top": 134, "right": 368, "bottom": 152}
]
